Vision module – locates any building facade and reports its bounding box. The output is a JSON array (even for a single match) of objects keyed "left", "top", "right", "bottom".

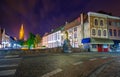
[{"left": 42, "top": 12, "right": 120, "bottom": 52}]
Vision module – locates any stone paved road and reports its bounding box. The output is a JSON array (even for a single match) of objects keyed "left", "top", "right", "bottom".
[
  {"left": 96, "top": 57, "right": 120, "bottom": 77},
  {"left": 15, "top": 52, "right": 120, "bottom": 77}
]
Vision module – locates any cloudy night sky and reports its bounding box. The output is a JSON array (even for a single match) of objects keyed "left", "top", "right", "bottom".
[{"left": 0, "top": 0, "right": 120, "bottom": 39}]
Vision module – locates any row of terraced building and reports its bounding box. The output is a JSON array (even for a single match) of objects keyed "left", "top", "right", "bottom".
[{"left": 42, "top": 12, "right": 120, "bottom": 52}]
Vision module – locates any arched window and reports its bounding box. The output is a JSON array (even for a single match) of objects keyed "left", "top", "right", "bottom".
[
  {"left": 109, "top": 29, "right": 112, "bottom": 36},
  {"left": 92, "top": 29, "right": 96, "bottom": 35},
  {"left": 98, "top": 30, "right": 101, "bottom": 36},
  {"left": 103, "top": 30, "right": 106, "bottom": 36},
  {"left": 94, "top": 19, "right": 98, "bottom": 25},
  {"left": 100, "top": 20, "right": 103, "bottom": 26}
]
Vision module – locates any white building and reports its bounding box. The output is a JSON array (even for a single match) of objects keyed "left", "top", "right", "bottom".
[{"left": 47, "top": 30, "right": 62, "bottom": 48}]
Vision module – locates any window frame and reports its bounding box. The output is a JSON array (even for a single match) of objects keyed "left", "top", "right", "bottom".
[
  {"left": 94, "top": 18, "right": 98, "bottom": 26},
  {"left": 98, "top": 29, "right": 101, "bottom": 36},
  {"left": 109, "top": 29, "right": 112, "bottom": 36},
  {"left": 100, "top": 19, "right": 104, "bottom": 26},
  {"left": 92, "top": 29, "right": 96, "bottom": 36},
  {"left": 103, "top": 30, "right": 107, "bottom": 36}
]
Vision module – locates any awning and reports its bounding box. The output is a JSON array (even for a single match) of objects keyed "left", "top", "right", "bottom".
[
  {"left": 91, "top": 38, "right": 114, "bottom": 44},
  {"left": 81, "top": 38, "right": 90, "bottom": 43}
]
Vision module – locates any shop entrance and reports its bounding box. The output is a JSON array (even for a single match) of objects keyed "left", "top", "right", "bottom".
[{"left": 98, "top": 44, "right": 102, "bottom": 52}]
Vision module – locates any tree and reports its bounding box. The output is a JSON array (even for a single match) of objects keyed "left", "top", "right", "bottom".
[
  {"left": 34, "top": 34, "right": 41, "bottom": 48},
  {"left": 27, "top": 32, "right": 35, "bottom": 49}
]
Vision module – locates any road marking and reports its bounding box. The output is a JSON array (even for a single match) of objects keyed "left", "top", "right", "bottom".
[
  {"left": 0, "top": 64, "right": 18, "bottom": 68},
  {"left": 89, "top": 58, "right": 97, "bottom": 61},
  {"left": 0, "top": 69, "right": 16, "bottom": 76},
  {"left": 73, "top": 61, "right": 83, "bottom": 65},
  {"left": 4, "top": 55, "right": 19, "bottom": 58},
  {"left": 0, "top": 58, "right": 21, "bottom": 61},
  {"left": 101, "top": 57, "right": 107, "bottom": 59},
  {"left": 41, "top": 68, "right": 62, "bottom": 77}
]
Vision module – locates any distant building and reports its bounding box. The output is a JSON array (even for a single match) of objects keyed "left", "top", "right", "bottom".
[{"left": 0, "top": 28, "right": 11, "bottom": 48}]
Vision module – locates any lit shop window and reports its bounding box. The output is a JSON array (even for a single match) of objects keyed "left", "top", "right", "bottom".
[
  {"left": 98, "top": 30, "right": 101, "bottom": 36},
  {"left": 118, "top": 30, "right": 120, "bottom": 37},
  {"left": 103, "top": 30, "right": 107, "bottom": 36},
  {"left": 114, "top": 29, "right": 117, "bottom": 36},
  {"left": 92, "top": 44, "right": 97, "bottom": 48},
  {"left": 109, "top": 29, "right": 112, "bottom": 36},
  {"left": 94, "top": 19, "right": 98, "bottom": 26},
  {"left": 92, "top": 29, "right": 96, "bottom": 36},
  {"left": 100, "top": 20, "right": 103, "bottom": 26}
]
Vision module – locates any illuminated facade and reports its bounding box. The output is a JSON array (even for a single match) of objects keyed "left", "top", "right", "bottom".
[
  {"left": 0, "top": 28, "right": 11, "bottom": 48},
  {"left": 63, "top": 17, "right": 81, "bottom": 48},
  {"left": 82, "top": 12, "right": 120, "bottom": 52},
  {"left": 19, "top": 24, "right": 24, "bottom": 40},
  {"left": 42, "top": 33, "right": 48, "bottom": 48},
  {"left": 47, "top": 29, "right": 62, "bottom": 48},
  {"left": 42, "top": 12, "right": 120, "bottom": 52}
]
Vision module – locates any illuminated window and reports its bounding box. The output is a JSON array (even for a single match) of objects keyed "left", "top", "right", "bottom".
[
  {"left": 118, "top": 30, "right": 120, "bottom": 37},
  {"left": 100, "top": 20, "right": 103, "bottom": 26},
  {"left": 98, "top": 30, "right": 101, "bottom": 36},
  {"left": 92, "top": 29, "right": 96, "bottom": 35},
  {"left": 109, "top": 29, "right": 112, "bottom": 36},
  {"left": 114, "top": 29, "right": 117, "bottom": 36},
  {"left": 92, "top": 44, "right": 97, "bottom": 48},
  {"left": 94, "top": 19, "right": 98, "bottom": 25},
  {"left": 103, "top": 30, "right": 107, "bottom": 36}
]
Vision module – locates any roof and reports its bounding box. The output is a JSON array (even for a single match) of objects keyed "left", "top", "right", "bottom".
[
  {"left": 88, "top": 12, "right": 120, "bottom": 19},
  {"left": 64, "top": 17, "right": 81, "bottom": 30}
]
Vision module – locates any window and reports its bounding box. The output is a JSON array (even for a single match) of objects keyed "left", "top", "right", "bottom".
[
  {"left": 74, "top": 33, "right": 77, "bottom": 38},
  {"left": 94, "top": 19, "right": 98, "bottom": 25},
  {"left": 108, "top": 21, "right": 112, "bottom": 26},
  {"left": 100, "top": 20, "right": 103, "bottom": 26},
  {"left": 98, "top": 30, "right": 101, "bottom": 36},
  {"left": 109, "top": 29, "right": 112, "bottom": 36},
  {"left": 112, "top": 22, "right": 115, "bottom": 26},
  {"left": 92, "top": 44, "right": 97, "bottom": 48},
  {"left": 117, "top": 22, "right": 120, "bottom": 27},
  {"left": 74, "top": 27, "right": 77, "bottom": 31},
  {"left": 118, "top": 30, "right": 120, "bottom": 37},
  {"left": 92, "top": 29, "right": 96, "bottom": 35},
  {"left": 114, "top": 29, "right": 117, "bottom": 36},
  {"left": 103, "top": 30, "right": 107, "bottom": 36}
]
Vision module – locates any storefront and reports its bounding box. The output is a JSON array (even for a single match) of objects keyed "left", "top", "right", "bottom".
[{"left": 90, "top": 38, "right": 114, "bottom": 52}]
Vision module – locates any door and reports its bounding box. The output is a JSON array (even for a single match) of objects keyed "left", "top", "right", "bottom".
[{"left": 98, "top": 44, "right": 102, "bottom": 52}]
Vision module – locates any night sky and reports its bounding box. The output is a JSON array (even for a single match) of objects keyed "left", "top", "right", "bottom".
[{"left": 0, "top": 0, "right": 120, "bottom": 39}]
